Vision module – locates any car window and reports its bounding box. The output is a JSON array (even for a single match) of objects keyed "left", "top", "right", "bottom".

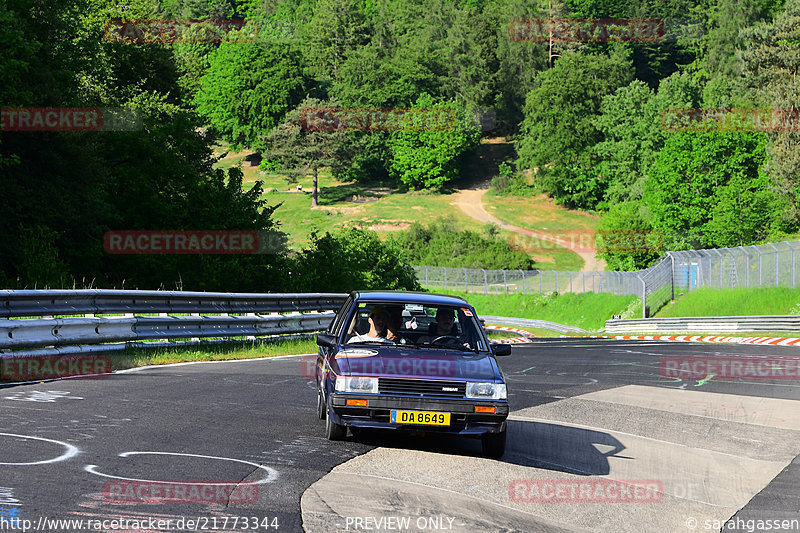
[{"left": 344, "top": 301, "right": 487, "bottom": 351}]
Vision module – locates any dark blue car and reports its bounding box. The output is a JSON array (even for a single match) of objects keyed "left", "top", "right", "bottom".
[{"left": 315, "top": 291, "right": 511, "bottom": 457}]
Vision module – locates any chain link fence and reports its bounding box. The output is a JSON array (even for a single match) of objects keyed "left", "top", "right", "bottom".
[{"left": 414, "top": 239, "right": 800, "bottom": 318}]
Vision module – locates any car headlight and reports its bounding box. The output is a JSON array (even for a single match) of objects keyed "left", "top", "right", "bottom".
[
  {"left": 466, "top": 382, "right": 507, "bottom": 400},
  {"left": 335, "top": 376, "right": 378, "bottom": 393}
]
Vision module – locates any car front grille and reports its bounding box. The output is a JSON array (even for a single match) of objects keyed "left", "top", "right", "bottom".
[{"left": 378, "top": 378, "right": 466, "bottom": 398}]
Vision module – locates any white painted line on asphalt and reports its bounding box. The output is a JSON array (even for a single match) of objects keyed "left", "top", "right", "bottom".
[
  {"left": 0, "top": 433, "right": 80, "bottom": 465},
  {"left": 85, "top": 451, "right": 279, "bottom": 484}
]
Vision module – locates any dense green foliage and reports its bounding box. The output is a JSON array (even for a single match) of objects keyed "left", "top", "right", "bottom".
[
  {"left": 391, "top": 218, "right": 535, "bottom": 269},
  {"left": 3, "top": 0, "right": 800, "bottom": 289},
  {"left": 290, "top": 227, "right": 421, "bottom": 292}
]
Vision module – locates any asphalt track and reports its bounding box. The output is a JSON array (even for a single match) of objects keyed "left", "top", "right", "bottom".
[{"left": 1, "top": 339, "right": 799, "bottom": 533}]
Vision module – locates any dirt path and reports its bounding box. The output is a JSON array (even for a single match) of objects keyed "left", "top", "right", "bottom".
[{"left": 451, "top": 187, "right": 606, "bottom": 272}]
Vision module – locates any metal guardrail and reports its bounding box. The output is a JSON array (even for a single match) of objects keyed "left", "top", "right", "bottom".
[
  {"left": 481, "top": 315, "right": 589, "bottom": 334},
  {"left": 605, "top": 315, "right": 800, "bottom": 334},
  {"left": 0, "top": 289, "right": 347, "bottom": 318},
  {"left": 0, "top": 290, "right": 348, "bottom": 357}
]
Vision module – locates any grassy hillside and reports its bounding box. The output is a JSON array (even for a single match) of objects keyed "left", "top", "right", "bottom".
[
  {"left": 655, "top": 287, "right": 800, "bottom": 318},
  {"left": 438, "top": 289, "right": 639, "bottom": 331},
  {"left": 216, "top": 143, "right": 600, "bottom": 271}
]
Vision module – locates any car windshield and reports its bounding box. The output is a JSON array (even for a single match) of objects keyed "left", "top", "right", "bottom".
[{"left": 344, "top": 302, "right": 487, "bottom": 352}]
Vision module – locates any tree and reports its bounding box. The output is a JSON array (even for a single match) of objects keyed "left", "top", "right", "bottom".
[
  {"left": 644, "top": 131, "right": 783, "bottom": 249},
  {"left": 516, "top": 48, "right": 633, "bottom": 208},
  {"left": 386, "top": 94, "right": 481, "bottom": 190},
  {"left": 304, "top": 0, "right": 370, "bottom": 79},
  {"left": 594, "top": 72, "right": 702, "bottom": 205},
  {"left": 260, "top": 98, "right": 352, "bottom": 207},
  {"left": 741, "top": 0, "right": 800, "bottom": 226},
  {"left": 195, "top": 39, "right": 308, "bottom": 151},
  {"left": 595, "top": 202, "right": 661, "bottom": 271}
]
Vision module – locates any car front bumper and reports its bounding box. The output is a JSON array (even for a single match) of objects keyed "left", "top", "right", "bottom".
[{"left": 329, "top": 393, "right": 509, "bottom": 435}]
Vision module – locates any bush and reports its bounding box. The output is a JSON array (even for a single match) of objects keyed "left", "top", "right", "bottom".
[
  {"left": 290, "top": 227, "right": 420, "bottom": 292},
  {"left": 391, "top": 217, "right": 535, "bottom": 269}
]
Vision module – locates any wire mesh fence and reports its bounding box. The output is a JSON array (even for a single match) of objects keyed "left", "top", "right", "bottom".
[{"left": 413, "top": 239, "right": 800, "bottom": 318}]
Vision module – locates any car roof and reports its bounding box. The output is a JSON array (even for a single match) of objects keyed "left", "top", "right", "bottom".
[{"left": 351, "top": 290, "right": 469, "bottom": 306}]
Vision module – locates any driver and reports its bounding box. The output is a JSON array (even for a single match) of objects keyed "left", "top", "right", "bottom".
[{"left": 428, "top": 307, "right": 458, "bottom": 337}]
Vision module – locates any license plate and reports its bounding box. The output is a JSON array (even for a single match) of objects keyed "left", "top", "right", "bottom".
[{"left": 390, "top": 410, "right": 450, "bottom": 425}]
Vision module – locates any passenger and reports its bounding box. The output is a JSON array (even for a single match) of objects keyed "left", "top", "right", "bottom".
[
  {"left": 347, "top": 306, "right": 393, "bottom": 343},
  {"left": 386, "top": 305, "right": 406, "bottom": 344}
]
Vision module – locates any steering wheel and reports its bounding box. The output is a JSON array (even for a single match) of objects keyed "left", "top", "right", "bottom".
[{"left": 430, "top": 335, "right": 463, "bottom": 348}]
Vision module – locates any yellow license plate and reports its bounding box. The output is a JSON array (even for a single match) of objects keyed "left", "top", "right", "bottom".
[{"left": 391, "top": 410, "right": 450, "bottom": 425}]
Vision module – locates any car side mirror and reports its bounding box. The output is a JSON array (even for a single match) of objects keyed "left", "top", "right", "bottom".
[
  {"left": 316, "top": 334, "right": 338, "bottom": 348},
  {"left": 491, "top": 344, "right": 512, "bottom": 356}
]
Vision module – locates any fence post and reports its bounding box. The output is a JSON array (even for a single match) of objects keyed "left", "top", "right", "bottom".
[
  {"left": 638, "top": 275, "right": 647, "bottom": 318},
  {"left": 464, "top": 268, "right": 468, "bottom": 293},
  {"left": 569, "top": 272, "right": 573, "bottom": 293},
  {"left": 668, "top": 252, "right": 675, "bottom": 301},
  {"left": 582, "top": 271, "right": 586, "bottom": 293},
  {"left": 555, "top": 271, "right": 559, "bottom": 293},
  {"left": 444, "top": 268, "right": 447, "bottom": 290},
  {"left": 789, "top": 242, "right": 797, "bottom": 288},
  {"left": 481, "top": 269, "right": 487, "bottom": 295},
  {"left": 503, "top": 269, "right": 507, "bottom": 294},
  {"left": 714, "top": 249, "right": 723, "bottom": 288},
  {"left": 539, "top": 271, "right": 542, "bottom": 294},
  {"left": 768, "top": 243, "right": 779, "bottom": 286},
  {"left": 520, "top": 269, "right": 525, "bottom": 294},
  {"left": 739, "top": 246, "right": 749, "bottom": 288},
  {"left": 425, "top": 266, "right": 428, "bottom": 288},
  {"left": 756, "top": 246, "right": 762, "bottom": 286}
]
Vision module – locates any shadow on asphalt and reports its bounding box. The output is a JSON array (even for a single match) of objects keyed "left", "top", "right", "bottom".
[{"left": 346, "top": 419, "right": 626, "bottom": 476}]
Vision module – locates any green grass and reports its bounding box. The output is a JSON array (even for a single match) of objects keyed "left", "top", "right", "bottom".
[
  {"left": 213, "top": 144, "right": 587, "bottom": 270},
  {"left": 655, "top": 287, "right": 800, "bottom": 318},
  {"left": 438, "top": 289, "right": 639, "bottom": 331},
  {"left": 110, "top": 338, "right": 317, "bottom": 371}
]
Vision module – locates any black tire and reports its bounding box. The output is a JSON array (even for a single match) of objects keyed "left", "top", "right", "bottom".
[
  {"left": 316, "top": 384, "right": 326, "bottom": 420},
  {"left": 325, "top": 405, "right": 347, "bottom": 441},
  {"left": 481, "top": 429, "right": 506, "bottom": 458}
]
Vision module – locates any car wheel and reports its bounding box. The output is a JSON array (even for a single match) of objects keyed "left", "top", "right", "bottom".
[
  {"left": 325, "top": 405, "right": 347, "bottom": 441},
  {"left": 481, "top": 429, "right": 506, "bottom": 458},
  {"left": 316, "top": 384, "right": 326, "bottom": 420}
]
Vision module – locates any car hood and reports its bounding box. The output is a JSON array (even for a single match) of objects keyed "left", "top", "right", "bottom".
[{"left": 335, "top": 345, "right": 498, "bottom": 381}]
